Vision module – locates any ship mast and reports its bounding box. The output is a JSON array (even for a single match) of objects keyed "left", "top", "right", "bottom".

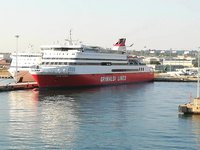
[
  {"left": 65, "top": 29, "right": 73, "bottom": 45},
  {"left": 69, "top": 29, "right": 72, "bottom": 41}
]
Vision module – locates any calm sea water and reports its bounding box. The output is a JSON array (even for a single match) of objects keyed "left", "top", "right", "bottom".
[{"left": 0, "top": 81, "right": 200, "bottom": 150}]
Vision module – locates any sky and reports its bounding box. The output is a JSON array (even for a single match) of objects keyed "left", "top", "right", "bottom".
[{"left": 1, "top": 0, "right": 200, "bottom": 52}]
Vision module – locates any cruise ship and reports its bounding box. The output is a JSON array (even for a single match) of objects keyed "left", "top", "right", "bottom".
[
  {"left": 30, "top": 38, "right": 154, "bottom": 88},
  {"left": 8, "top": 52, "right": 41, "bottom": 82}
]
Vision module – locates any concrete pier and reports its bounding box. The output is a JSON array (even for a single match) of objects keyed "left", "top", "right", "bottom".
[
  {"left": 154, "top": 73, "right": 197, "bottom": 82},
  {"left": 0, "top": 82, "right": 38, "bottom": 91},
  {"left": 179, "top": 98, "right": 200, "bottom": 114}
]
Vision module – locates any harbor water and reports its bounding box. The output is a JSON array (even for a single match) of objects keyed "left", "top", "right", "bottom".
[{"left": 0, "top": 81, "right": 200, "bottom": 149}]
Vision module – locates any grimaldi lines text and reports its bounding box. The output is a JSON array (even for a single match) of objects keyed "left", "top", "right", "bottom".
[{"left": 30, "top": 38, "right": 154, "bottom": 88}]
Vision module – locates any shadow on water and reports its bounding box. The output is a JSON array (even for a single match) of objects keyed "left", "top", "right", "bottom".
[
  {"left": 36, "top": 82, "right": 153, "bottom": 101},
  {"left": 7, "top": 82, "right": 153, "bottom": 117},
  {"left": 178, "top": 113, "right": 200, "bottom": 122}
]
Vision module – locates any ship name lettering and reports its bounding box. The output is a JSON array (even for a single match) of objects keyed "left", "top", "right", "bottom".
[
  {"left": 100, "top": 75, "right": 126, "bottom": 82},
  {"left": 117, "top": 76, "right": 126, "bottom": 81},
  {"left": 100, "top": 76, "right": 116, "bottom": 82}
]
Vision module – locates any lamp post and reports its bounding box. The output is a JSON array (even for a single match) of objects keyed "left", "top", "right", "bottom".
[
  {"left": 197, "top": 47, "right": 200, "bottom": 98},
  {"left": 170, "top": 48, "right": 172, "bottom": 72},
  {"left": 15, "top": 35, "right": 19, "bottom": 83}
]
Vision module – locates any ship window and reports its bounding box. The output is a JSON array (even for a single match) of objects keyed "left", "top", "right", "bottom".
[
  {"left": 139, "top": 68, "right": 144, "bottom": 71},
  {"left": 101, "top": 62, "right": 112, "bottom": 66},
  {"left": 112, "top": 69, "right": 139, "bottom": 72}
]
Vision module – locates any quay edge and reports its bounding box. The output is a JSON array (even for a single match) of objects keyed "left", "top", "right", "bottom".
[{"left": 0, "top": 82, "right": 38, "bottom": 91}]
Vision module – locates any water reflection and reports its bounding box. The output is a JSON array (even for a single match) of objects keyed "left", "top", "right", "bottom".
[
  {"left": 8, "top": 90, "right": 39, "bottom": 149},
  {"left": 7, "top": 89, "right": 79, "bottom": 149},
  {"left": 36, "top": 83, "right": 150, "bottom": 149},
  {"left": 179, "top": 114, "right": 200, "bottom": 149},
  {"left": 37, "top": 91, "right": 79, "bottom": 148},
  {"left": 7, "top": 83, "right": 150, "bottom": 149}
]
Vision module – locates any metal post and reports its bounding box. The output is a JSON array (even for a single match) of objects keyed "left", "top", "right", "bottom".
[
  {"left": 170, "top": 48, "right": 172, "bottom": 72},
  {"left": 197, "top": 47, "right": 200, "bottom": 98},
  {"left": 15, "top": 35, "right": 19, "bottom": 83}
]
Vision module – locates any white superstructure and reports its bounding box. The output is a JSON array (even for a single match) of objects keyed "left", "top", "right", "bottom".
[{"left": 8, "top": 52, "right": 41, "bottom": 82}]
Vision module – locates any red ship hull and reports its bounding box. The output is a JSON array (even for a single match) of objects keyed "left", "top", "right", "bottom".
[{"left": 32, "top": 72, "right": 154, "bottom": 88}]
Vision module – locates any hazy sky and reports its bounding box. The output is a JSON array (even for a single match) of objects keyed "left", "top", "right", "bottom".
[{"left": 1, "top": 0, "right": 200, "bottom": 52}]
